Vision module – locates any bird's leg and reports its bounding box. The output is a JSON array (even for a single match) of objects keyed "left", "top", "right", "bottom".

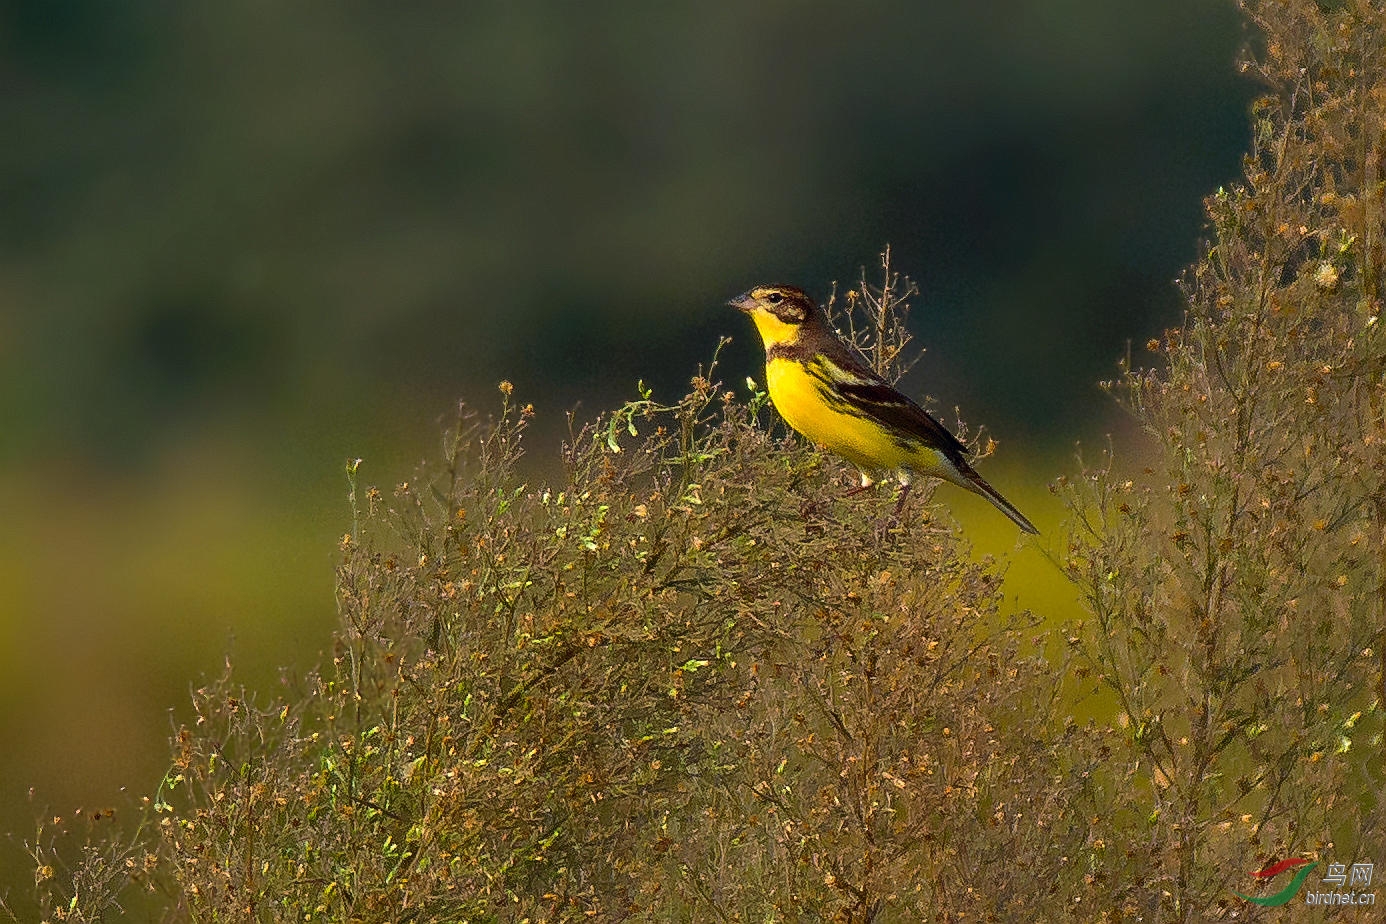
[{"left": 892, "top": 482, "right": 913, "bottom": 517}]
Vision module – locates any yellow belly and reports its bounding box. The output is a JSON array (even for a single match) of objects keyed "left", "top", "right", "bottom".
[{"left": 765, "top": 357, "right": 947, "bottom": 478}]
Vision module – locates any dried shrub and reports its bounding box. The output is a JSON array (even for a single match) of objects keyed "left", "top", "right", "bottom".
[
  {"left": 1058, "top": 0, "right": 1385, "bottom": 918},
  {"left": 1, "top": 304, "right": 1056, "bottom": 923}
]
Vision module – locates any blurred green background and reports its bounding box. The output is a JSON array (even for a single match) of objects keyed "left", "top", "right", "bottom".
[{"left": 1, "top": 0, "right": 1251, "bottom": 893}]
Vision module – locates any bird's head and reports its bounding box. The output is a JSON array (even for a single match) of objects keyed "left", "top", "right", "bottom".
[{"left": 728, "top": 285, "right": 818, "bottom": 349}]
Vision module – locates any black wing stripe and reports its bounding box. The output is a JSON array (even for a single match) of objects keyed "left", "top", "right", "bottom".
[{"left": 808, "top": 361, "right": 970, "bottom": 461}]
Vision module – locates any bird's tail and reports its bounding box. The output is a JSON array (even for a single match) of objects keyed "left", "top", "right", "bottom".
[{"left": 956, "top": 463, "right": 1039, "bottom": 535}]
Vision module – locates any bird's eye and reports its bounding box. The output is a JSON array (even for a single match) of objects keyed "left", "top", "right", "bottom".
[{"left": 765, "top": 292, "right": 783, "bottom": 305}]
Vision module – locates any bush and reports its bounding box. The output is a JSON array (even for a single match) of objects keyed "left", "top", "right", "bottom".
[
  {"left": 1058, "top": 0, "right": 1385, "bottom": 918},
  {"left": 158, "top": 339, "right": 1084, "bottom": 920}
]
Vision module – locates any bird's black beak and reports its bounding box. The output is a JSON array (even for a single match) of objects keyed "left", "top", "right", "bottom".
[{"left": 728, "top": 291, "right": 756, "bottom": 313}]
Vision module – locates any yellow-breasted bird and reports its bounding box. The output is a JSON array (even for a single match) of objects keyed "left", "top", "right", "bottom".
[{"left": 731, "top": 284, "right": 1038, "bottom": 534}]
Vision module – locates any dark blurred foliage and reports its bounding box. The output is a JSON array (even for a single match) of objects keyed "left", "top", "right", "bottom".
[
  {"left": 2, "top": 1, "right": 1249, "bottom": 455},
  {"left": 0, "top": 0, "right": 1252, "bottom": 903}
]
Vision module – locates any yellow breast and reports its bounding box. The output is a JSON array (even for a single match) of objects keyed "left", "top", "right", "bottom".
[{"left": 765, "top": 356, "right": 926, "bottom": 476}]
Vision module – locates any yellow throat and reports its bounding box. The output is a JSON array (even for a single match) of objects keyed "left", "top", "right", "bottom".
[{"left": 747, "top": 307, "right": 802, "bottom": 350}]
